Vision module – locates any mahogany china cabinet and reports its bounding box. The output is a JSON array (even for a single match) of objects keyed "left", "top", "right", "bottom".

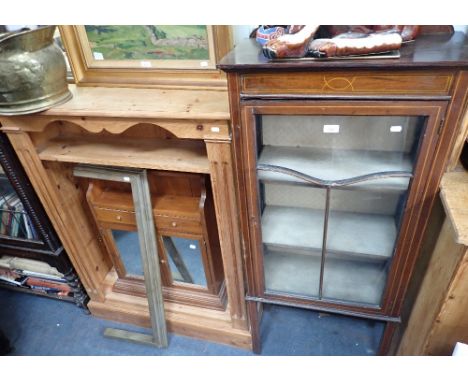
[{"left": 218, "top": 31, "right": 468, "bottom": 354}]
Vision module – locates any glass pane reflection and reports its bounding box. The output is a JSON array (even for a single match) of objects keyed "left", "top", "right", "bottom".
[
  {"left": 258, "top": 114, "right": 425, "bottom": 306},
  {"left": 163, "top": 236, "right": 207, "bottom": 287},
  {"left": 262, "top": 184, "right": 325, "bottom": 298},
  {"left": 112, "top": 229, "right": 144, "bottom": 277}
]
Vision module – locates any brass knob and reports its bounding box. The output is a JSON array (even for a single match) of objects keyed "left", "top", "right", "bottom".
[
  {"left": 171, "top": 221, "right": 177, "bottom": 227},
  {"left": 160, "top": 259, "right": 166, "bottom": 264},
  {"left": 116, "top": 215, "right": 122, "bottom": 221}
]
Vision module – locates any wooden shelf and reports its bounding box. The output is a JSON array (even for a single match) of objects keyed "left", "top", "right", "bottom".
[
  {"left": 40, "top": 85, "right": 230, "bottom": 121},
  {"left": 0, "top": 281, "right": 75, "bottom": 303},
  {"left": 262, "top": 205, "right": 397, "bottom": 260},
  {"left": 38, "top": 136, "right": 210, "bottom": 174},
  {"left": 91, "top": 188, "right": 133, "bottom": 211},
  {"left": 264, "top": 248, "right": 386, "bottom": 306},
  {"left": 259, "top": 146, "right": 412, "bottom": 191},
  {"left": 153, "top": 195, "right": 200, "bottom": 220}
]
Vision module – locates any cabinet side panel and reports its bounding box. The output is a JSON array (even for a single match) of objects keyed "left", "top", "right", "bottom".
[
  {"left": 388, "top": 196, "right": 445, "bottom": 354},
  {"left": 388, "top": 72, "right": 468, "bottom": 316},
  {"left": 424, "top": 247, "right": 468, "bottom": 355},
  {"left": 4, "top": 130, "right": 110, "bottom": 301},
  {"left": 397, "top": 219, "right": 464, "bottom": 354},
  {"left": 446, "top": 72, "right": 468, "bottom": 171},
  {"left": 42, "top": 161, "right": 113, "bottom": 300},
  {"left": 206, "top": 141, "right": 248, "bottom": 329}
]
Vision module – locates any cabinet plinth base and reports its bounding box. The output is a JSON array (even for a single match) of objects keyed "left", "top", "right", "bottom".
[{"left": 87, "top": 287, "right": 252, "bottom": 350}]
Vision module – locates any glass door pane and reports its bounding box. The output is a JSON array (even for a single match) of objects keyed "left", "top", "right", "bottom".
[
  {"left": 322, "top": 188, "right": 405, "bottom": 306},
  {"left": 262, "top": 183, "right": 325, "bottom": 298},
  {"left": 256, "top": 113, "right": 425, "bottom": 307},
  {"left": 258, "top": 115, "right": 422, "bottom": 189}
]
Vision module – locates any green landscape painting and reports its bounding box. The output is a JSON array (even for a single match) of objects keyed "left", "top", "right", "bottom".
[{"left": 85, "top": 25, "right": 210, "bottom": 60}]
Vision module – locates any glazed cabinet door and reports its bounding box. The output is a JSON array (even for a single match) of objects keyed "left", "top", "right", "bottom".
[{"left": 241, "top": 100, "right": 447, "bottom": 315}]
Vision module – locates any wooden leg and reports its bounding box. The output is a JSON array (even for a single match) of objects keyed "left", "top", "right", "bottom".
[
  {"left": 379, "top": 321, "right": 398, "bottom": 355},
  {"left": 247, "top": 300, "right": 262, "bottom": 354}
]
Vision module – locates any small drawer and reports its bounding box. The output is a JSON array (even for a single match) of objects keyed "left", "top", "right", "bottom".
[
  {"left": 155, "top": 215, "right": 202, "bottom": 234},
  {"left": 241, "top": 70, "right": 454, "bottom": 97},
  {"left": 93, "top": 207, "right": 136, "bottom": 227}
]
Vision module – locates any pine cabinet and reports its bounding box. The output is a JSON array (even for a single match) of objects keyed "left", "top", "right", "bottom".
[{"left": 0, "top": 85, "right": 251, "bottom": 349}]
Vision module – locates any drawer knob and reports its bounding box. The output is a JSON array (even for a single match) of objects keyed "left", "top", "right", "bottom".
[
  {"left": 116, "top": 215, "right": 122, "bottom": 221},
  {"left": 171, "top": 221, "right": 177, "bottom": 227}
]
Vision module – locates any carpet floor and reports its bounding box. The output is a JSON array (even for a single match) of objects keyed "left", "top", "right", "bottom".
[{"left": 0, "top": 288, "right": 384, "bottom": 355}]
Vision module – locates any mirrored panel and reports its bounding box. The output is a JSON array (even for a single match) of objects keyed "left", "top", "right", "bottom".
[
  {"left": 111, "top": 229, "right": 144, "bottom": 277},
  {"left": 162, "top": 236, "right": 207, "bottom": 287}
]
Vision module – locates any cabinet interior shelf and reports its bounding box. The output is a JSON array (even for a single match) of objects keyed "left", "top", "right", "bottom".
[
  {"left": 0, "top": 281, "right": 75, "bottom": 302},
  {"left": 258, "top": 146, "right": 412, "bottom": 191},
  {"left": 264, "top": 248, "right": 385, "bottom": 306},
  {"left": 38, "top": 136, "right": 210, "bottom": 174},
  {"left": 262, "top": 205, "right": 397, "bottom": 260}
]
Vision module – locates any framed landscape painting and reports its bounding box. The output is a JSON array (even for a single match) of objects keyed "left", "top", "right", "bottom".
[{"left": 59, "top": 25, "right": 233, "bottom": 89}]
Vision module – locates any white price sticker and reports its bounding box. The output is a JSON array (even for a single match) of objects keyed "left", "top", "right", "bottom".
[
  {"left": 123, "top": 176, "right": 130, "bottom": 182},
  {"left": 323, "top": 125, "right": 340, "bottom": 134},
  {"left": 93, "top": 52, "right": 104, "bottom": 60},
  {"left": 140, "top": 61, "right": 152, "bottom": 68},
  {"left": 200, "top": 61, "right": 209, "bottom": 67},
  {"left": 189, "top": 244, "right": 197, "bottom": 250},
  {"left": 390, "top": 125, "right": 403, "bottom": 132},
  {"left": 210, "top": 127, "right": 220, "bottom": 133}
]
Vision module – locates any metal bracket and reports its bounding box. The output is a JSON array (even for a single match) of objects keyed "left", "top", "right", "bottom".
[{"left": 73, "top": 164, "right": 168, "bottom": 348}]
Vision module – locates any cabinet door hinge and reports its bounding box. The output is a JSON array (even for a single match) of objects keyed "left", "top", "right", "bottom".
[{"left": 437, "top": 118, "right": 445, "bottom": 136}]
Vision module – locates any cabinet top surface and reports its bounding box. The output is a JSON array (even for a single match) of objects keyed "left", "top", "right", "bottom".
[
  {"left": 218, "top": 33, "right": 468, "bottom": 71},
  {"left": 37, "top": 85, "right": 230, "bottom": 120},
  {"left": 440, "top": 170, "right": 468, "bottom": 246}
]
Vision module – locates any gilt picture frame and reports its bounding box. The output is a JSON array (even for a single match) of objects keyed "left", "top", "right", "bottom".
[{"left": 59, "top": 25, "right": 233, "bottom": 89}]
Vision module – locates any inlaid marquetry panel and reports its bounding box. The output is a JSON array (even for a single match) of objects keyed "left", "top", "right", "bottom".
[{"left": 241, "top": 71, "right": 454, "bottom": 97}]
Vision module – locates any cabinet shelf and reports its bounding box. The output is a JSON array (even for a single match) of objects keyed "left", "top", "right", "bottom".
[
  {"left": 258, "top": 146, "right": 412, "bottom": 191},
  {"left": 264, "top": 248, "right": 385, "bottom": 306},
  {"left": 0, "top": 281, "right": 75, "bottom": 302},
  {"left": 38, "top": 136, "right": 210, "bottom": 174},
  {"left": 262, "top": 205, "right": 397, "bottom": 260}
]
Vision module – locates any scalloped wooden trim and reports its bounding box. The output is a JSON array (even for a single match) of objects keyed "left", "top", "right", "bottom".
[{"left": 1, "top": 115, "right": 230, "bottom": 141}]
